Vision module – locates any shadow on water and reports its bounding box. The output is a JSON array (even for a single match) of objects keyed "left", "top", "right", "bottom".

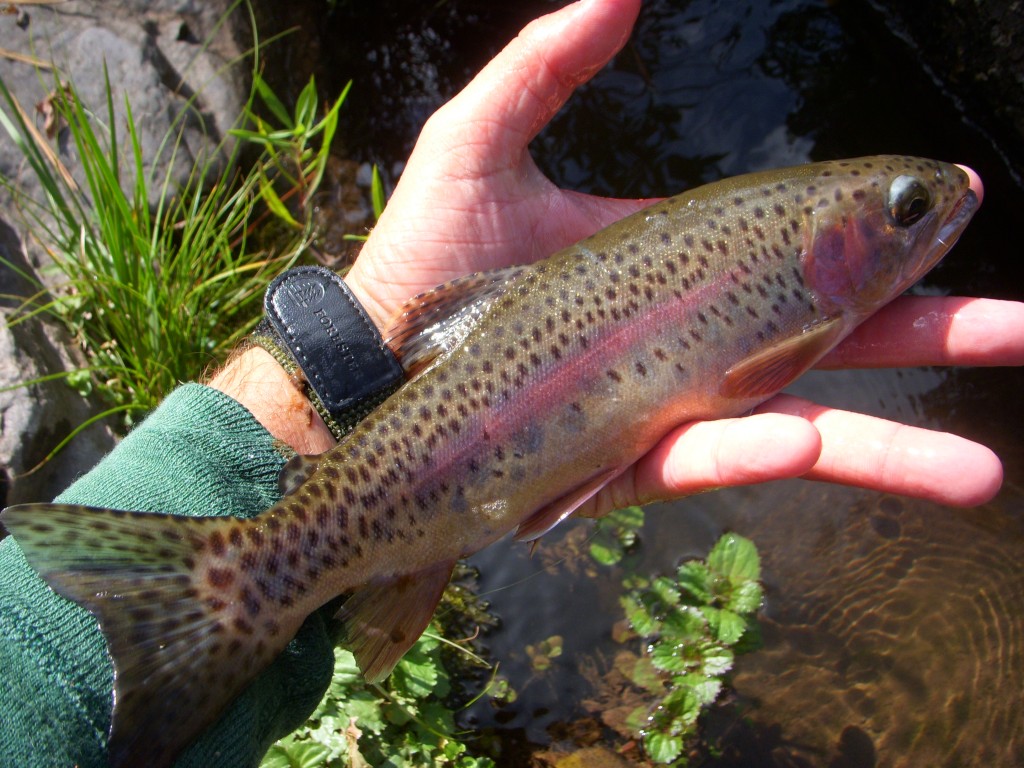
[{"left": 318, "top": 0, "right": 1024, "bottom": 764}]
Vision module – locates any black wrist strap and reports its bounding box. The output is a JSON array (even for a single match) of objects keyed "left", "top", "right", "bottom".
[{"left": 251, "top": 266, "right": 404, "bottom": 439}]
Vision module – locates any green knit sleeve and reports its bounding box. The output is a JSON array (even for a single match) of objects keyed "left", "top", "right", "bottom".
[{"left": 0, "top": 383, "right": 335, "bottom": 768}]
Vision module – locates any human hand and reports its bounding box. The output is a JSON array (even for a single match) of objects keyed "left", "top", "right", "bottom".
[{"left": 344, "top": 0, "right": 1024, "bottom": 510}]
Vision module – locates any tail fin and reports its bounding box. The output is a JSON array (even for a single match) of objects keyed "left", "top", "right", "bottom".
[{"left": 1, "top": 502, "right": 295, "bottom": 768}]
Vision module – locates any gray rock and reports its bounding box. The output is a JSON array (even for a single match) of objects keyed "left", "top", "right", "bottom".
[
  {"left": 0, "top": 0, "right": 248, "bottom": 232},
  {"left": 0, "top": 218, "right": 116, "bottom": 506}
]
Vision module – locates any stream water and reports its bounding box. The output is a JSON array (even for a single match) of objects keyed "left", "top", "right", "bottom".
[{"left": 316, "top": 1, "right": 1024, "bottom": 765}]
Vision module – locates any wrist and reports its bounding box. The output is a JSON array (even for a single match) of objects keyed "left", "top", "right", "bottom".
[{"left": 207, "top": 346, "right": 336, "bottom": 455}]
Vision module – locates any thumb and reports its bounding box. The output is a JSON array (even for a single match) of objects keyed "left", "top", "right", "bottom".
[{"left": 425, "top": 0, "right": 641, "bottom": 172}]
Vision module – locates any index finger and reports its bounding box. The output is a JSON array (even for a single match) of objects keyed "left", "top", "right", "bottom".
[{"left": 818, "top": 296, "right": 1024, "bottom": 369}]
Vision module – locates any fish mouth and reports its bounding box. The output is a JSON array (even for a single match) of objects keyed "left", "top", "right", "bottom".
[
  {"left": 908, "top": 188, "right": 979, "bottom": 282},
  {"left": 935, "top": 188, "right": 979, "bottom": 254}
]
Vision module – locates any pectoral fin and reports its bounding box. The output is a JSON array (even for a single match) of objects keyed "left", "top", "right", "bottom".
[
  {"left": 338, "top": 559, "right": 456, "bottom": 682},
  {"left": 721, "top": 317, "right": 843, "bottom": 399}
]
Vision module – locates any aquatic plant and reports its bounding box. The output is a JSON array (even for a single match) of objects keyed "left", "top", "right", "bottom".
[
  {"left": 614, "top": 531, "right": 764, "bottom": 765},
  {"left": 262, "top": 628, "right": 495, "bottom": 768}
]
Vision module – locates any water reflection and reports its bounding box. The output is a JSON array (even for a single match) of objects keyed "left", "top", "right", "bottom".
[{"left": 535, "top": 0, "right": 820, "bottom": 196}]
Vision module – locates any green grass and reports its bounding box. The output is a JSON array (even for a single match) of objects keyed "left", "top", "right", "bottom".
[{"left": 0, "top": 60, "right": 345, "bottom": 432}]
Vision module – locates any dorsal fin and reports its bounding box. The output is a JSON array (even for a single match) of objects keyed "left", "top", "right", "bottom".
[
  {"left": 721, "top": 317, "right": 843, "bottom": 399},
  {"left": 384, "top": 266, "right": 524, "bottom": 377}
]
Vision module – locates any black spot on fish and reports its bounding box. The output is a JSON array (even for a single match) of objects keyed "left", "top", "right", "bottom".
[
  {"left": 209, "top": 531, "right": 226, "bottom": 557},
  {"left": 241, "top": 587, "right": 261, "bottom": 617}
]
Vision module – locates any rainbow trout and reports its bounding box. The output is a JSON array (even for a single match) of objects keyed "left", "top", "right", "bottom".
[{"left": 1, "top": 156, "right": 978, "bottom": 766}]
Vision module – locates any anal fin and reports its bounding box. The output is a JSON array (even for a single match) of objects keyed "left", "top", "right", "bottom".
[{"left": 339, "top": 559, "right": 456, "bottom": 682}]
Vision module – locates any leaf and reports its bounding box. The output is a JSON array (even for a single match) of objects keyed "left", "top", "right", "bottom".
[
  {"left": 589, "top": 537, "right": 623, "bottom": 566},
  {"left": 663, "top": 685, "right": 701, "bottom": 728},
  {"left": 259, "top": 746, "right": 293, "bottom": 768},
  {"left": 342, "top": 691, "right": 386, "bottom": 735},
  {"left": 257, "top": 169, "right": 300, "bottom": 227},
  {"left": 370, "top": 163, "right": 386, "bottom": 220},
  {"left": 526, "top": 634, "right": 563, "bottom": 672},
  {"left": 288, "top": 742, "right": 333, "bottom": 768},
  {"left": 707, "top": 532, "right": 760, "bottom": 584},
  {"left": 624, "top": 703, "right": 653, "bottom": 734},
  {"left": 651, "top": 641, "right": 687, "bottom": 673},
  {"left": 702, "top": 607, "right": 746, "bottom": 645},
  {"left": 622, "top": 593, "right": 660, "bottom": 637},
  {"left": 332, "top": 649, "right": 364, "bottom": 688},
  {"left": 307, "top": 81, "right": 349, "bottom": 197},
  {"left": 259, "top": 741, "right": 334, "bottom": 768},
  {"left": 676, "top": 561, "right": 713, "bottom": 604},
  {"left": 698, "top": 643, "right": 734, "bottom": 677},
  {"left": 685, "top": 674, "right": 722, "bottom": 707},
  {"left": 293, "top": 77, "right": 318, "bottom": 133},
  {"left": 393, "top": 643, "right": 440, "bottom": 698},
  {"left": 254, "top": 73, "right": 293, "bottom": 127},
  {"left": 729, "top": 580, "right": 764, "bottom": 615},
  {"left": 590, "top": 506, "right": 644, "bottom": 565},
  {"left": 662, "top": 605, "right": 707, "bottom": 641},
  {"left": 645, "top": 731, "right": 685, "bottom": 764},
  {"left": 651, "top": 575, "right": 681, "bottom": 607},
  {"left": 623, "top": 653, "right": 664, "bottom": 693}
]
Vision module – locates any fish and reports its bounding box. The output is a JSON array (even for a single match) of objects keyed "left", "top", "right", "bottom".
[{"left": 0, "top": 156, "right": 978, "bottom": 767}]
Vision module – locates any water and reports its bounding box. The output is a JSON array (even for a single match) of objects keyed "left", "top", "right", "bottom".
[{"left": 318, "top": 0, "right": 1024, "bottom": 764}]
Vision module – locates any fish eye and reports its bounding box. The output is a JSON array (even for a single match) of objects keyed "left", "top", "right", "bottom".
[{"left": 887, "top": 175, "right": 932, "bottom": 227}]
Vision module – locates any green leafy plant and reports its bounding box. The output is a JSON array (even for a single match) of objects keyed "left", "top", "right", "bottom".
[
  {"left": 614, "top": 532, "right": 764, "bottom": 765},
  {"left": 263, "top": 628, "right": 495, "bottom": 768},
  {"left": 588, "top": 506, "right": 645, "bottom": 566},
  {"left": 0, "top": 63, "right": 352, "bottom": 438}
]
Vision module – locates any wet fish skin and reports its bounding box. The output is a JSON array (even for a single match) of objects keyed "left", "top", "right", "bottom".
[{"left": 0, "top": 156, "right": 977, "bottom": 768}]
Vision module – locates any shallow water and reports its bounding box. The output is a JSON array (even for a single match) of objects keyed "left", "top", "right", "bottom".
[{"left": 322, "top": 0, "right": 1024, "bottom": 764}]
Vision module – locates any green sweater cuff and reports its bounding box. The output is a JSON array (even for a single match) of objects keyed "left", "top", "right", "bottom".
[
  {"left": 0, "top": 383, "right": 289, "bottom": 768},
  {"left": 58, "top": 383, "right": 287, "bottom": 514}
]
